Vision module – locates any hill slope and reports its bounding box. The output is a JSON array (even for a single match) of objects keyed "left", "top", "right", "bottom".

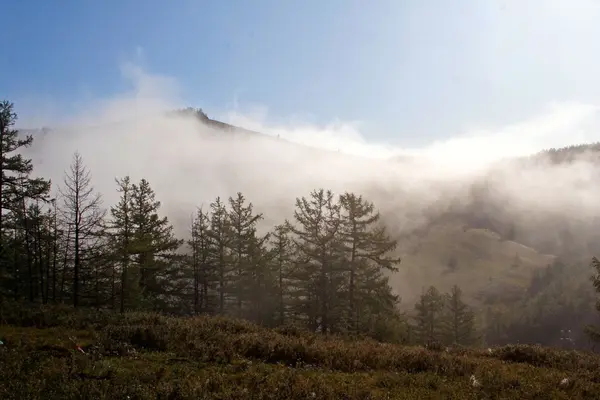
[
  {"left": 23, "top": 110, "right": 600, "bottom": 310},
  {"left": 176, "top": 110, "right": 575, "bottom": 306}
]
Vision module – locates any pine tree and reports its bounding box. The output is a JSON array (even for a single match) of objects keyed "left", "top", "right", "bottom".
[
  {"left": 244, "top": 231, "right": 273, "bottom": 324},
  {"left": 129, "top": 178, "right": 182, "bottom": 310},
  {"left": 413, "top": 286, "right": 445, "bottom": 345},
  {"left": 338, "top": 192, "right": 400, "bottom": 333},
  {"left": 59, "top": 152, "right": 105, "bottom": 308},
  {"left": 189, "top": 207, "right": 217, "bottom": 314},
  {"left": 226, "top": 192, "right": 263, "bottom": 315},
  {"left": 585, "top": 256, "right": 600, "bottom": 344},
  {"left": 269, "top": 223, "right": 293, "bottom": 325},
  {"left": 106, "top": 176, "right": 140, "bottom": 312},
  {"left": 0, "top": 101, "right": 51, "bottom": 298},
  {"left": 207, "top": 197, "right": 232, "bottom": 314},
  {"left": 288, "top": 189, "right": 343, "bottom": 333},
  {"left": 442, "top": 285, "right": 477, "bottom": 346}
]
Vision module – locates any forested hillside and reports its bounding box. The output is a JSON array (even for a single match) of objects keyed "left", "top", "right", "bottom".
[{"left": 3, "top": 100, "right": 600, "bottom": 351}]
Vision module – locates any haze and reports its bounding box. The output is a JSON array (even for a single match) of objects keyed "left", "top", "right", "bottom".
[
  {"left": 7, "top": 0, "right": 600, "bottom": 302},
  {"left": 15, "top": 62, "right": 600, "bottom": 242}
]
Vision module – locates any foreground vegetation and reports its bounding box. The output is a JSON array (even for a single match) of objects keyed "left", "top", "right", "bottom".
[{"left": 2, "top": 306, "right": 600, "bottom": 399}]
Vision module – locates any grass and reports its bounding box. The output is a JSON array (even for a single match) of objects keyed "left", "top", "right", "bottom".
[
  {"left": 1, "top": 306, "right": 600, "bottom": 399},
  {"left": 391, "top": 220, "right": 556, "bottom": 309}
]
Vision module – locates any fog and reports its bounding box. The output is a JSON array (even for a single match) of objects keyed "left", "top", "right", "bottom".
[{"left": 14, "top": 63, "right": 600, "bottom": 302}]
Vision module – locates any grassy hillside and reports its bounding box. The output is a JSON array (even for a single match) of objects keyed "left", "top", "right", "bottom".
[
  {"left": 1, "top": 308, "right": 600, "bottom": 399},
  {"left": 181, "top": 111, "right": 570, "bottom": 310},
  {"left": 390, "top": 218, "right": 556, "bottom": 309}
]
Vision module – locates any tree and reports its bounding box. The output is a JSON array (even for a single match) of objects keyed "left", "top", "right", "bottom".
[
  {"left": 244, "top": 231, "right": 273, "bottom": 324},
  {"left": 189, "top": 206, "right": 216, "bottom": 314},
  {"left": 106, "top": 176, "right": 138, "bottom": 312},
  {"left": 269, "top": 223, "right": 293, "bottom": 325},
  {"left": 585, "top": 257, "right": 600, "bottom": 345},
  {"left": 129, "top": 178, "right": 182, "bottom": 310},
  {"left": 59, "top": 152, "right": 105, "bottom": 308},
  {"left": 207, "top": 197, "right": 232, "bottom": 314},
  {"left": 413, "top": 286, "right": 445, "bottom": 345},
  {"left": 226, "top": 192, "right": 263, "bottom": 315},
  {"left": 288, "top": 189, "right": 343, "bottom": 333},
  {"left": 338, "top": 192, "right": 400, "bottom": 333},
  {"left": 442, "top": 285, "right": 477, "bottom": 346},
  {"left": 0, "top": 100, "right": 50, "bottom": 298}
]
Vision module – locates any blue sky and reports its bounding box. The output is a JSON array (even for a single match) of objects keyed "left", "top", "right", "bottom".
[{"left": 4, "top": 0, "right": 600, "bottom": 147}]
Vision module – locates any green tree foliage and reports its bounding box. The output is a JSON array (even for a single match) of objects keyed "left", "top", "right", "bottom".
[
  {"left": 0, "top": 101, "right": 51, "bottom": 299},
  {"left": 287, "top": 189, "right": 344, "bottom": 333},
  {"left": 413, "top": 286, "right": 445, "bottom": 345},
  {"left": 207, "top": 197, "right": 231, "bottom": 314},
  {"left": 226, "top": 192, "right": 264, "bottom": 315},
  {"left": 443, "top": 285, "right": 477, "bottom": 346},
  {"left": 6, "top": 100, "right": 562, "bottom": 347},
  {"left": 106, "top": 176, "right": 138, "bottom": 311},
  {"left": 269, "top": 224, "right": 293, "bottom": 325},
  {"left": 338, "top": 192, "right": 400, "bottom": 333},
  {"left": 586, "top": 257, "right": 600, "bottom": 345},
  {"left": 188, "top": 207, "right": 215, "bottom": 314}
]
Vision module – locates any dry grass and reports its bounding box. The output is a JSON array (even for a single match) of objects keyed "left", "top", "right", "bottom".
[
  {"left": 391, "top": 220, "right": 555, "bottom": 309},
  {"left": 0, "top": 306, "right": 599, "bottom": 399}
]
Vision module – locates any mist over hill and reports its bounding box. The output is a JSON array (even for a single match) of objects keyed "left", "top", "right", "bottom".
[{"left": 19, "top": 107, "right": 600, "bottom": 309}]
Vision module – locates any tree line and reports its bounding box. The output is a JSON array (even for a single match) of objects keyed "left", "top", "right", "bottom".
[{"left": 0, "top": 100, "right": 481, "bottom": 346}]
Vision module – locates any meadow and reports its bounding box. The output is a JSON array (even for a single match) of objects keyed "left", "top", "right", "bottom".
[{"left": 1, "top": 305, "right": 599, "bottom": 399}]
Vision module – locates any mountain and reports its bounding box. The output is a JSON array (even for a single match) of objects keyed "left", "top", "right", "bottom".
[{"left": 22, "top": 108, "right": 600, "bottom": 315}]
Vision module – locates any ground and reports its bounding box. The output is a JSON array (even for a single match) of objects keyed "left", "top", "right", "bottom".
[{"left": 1, "top": 309, "right": 599, "bottom": 399}]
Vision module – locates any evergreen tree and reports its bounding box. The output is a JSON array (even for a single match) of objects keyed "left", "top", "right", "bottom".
[
  {"left": 338, "top": 192, "right": 400, "bottom": 332},
  {"left": 226, "top": 192, "right": 263, "bottom": 315},
  {"left": 413, "top": 286, "right": 445, "bottom": 345},
  {"left": 442, "top": 285, "right": 477, "bottom": 346},
  {"left": 269, "top": 223, "right": 293, "bottom": 325},
  {"left": 106, "top": 176, "right": 140, "bottom": 311},
  {"left": 288, "top": 189, "right": 343, "bottom": 333},
  {"left": 244, "top": 231, "right": 273, "bottom": 324},
  {"left": 189, "top": 206, "right": 217, "bottom": 314},
  {"left": 207, "top": 197, "right": 232, "bottom": 314},
  {"left": 0, "top": 101, "right": 51, "bottom": 298},
  {"left": 585, "top": 256, "right": 600, "bottom": 344},
  {"left": 129, "top": 178, "right": 183, "bottom": 310}
]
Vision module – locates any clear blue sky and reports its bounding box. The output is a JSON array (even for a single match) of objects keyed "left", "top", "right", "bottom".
[{"left": 3, "top": 0, "right": 600, "bottom": 146}]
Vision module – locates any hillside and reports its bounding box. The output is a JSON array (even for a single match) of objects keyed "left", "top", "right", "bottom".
[
  {"left": 175, "top": 111, "right": 579, "bottom": 308},
  {"left": 166, "top": 108, "right": 568, "bottom": 296},
  {"left": 2, "top": 308, "right": 600, "bottom": 399},
  {"left": 14, "top": 105, "right": 600, "bottom": 349},
  {"left": 391, "top": 218, "right": 556, "bottom": 309}
]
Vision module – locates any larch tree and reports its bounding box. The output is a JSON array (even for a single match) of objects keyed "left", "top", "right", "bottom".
[
  {"left": 585, "top": 256, "right": 600, "bottom": 345},
  {"left": 226, "top": 192, "right": 263, "bottom": 315},
  {"left": 244, "top": 231, "right": 273, "bottom": 324},
  {"left": 338, "top": 192, "right": 401, "bottom": 333},
  {"left": 106, "top": 176, "right": 137, "bottom": 312},
  {"left": 189, "top": 206, "right": 215, "bottom": 314},
  {"left": 207, "top": 197, "right": 232, "bottom": 314},
  {"left": 59, "top": 152, "right": 105, "bottom": 308},
  {"left": 413, "top": 286, "right": 445, "bottom": 345},
  {"left": 442, "top": 284, "right": 477, "bottom": 346},
  {"left": 288, "top": 189, "right": 343, "bottom": 333},
  {"left": 129, "top": 178, "right": 182, "bottom": 311},
  {"left": 269, "top": 223, "right": 293, "bottom": 325},
  {"left": 0, "top": 100, "right": 50, "bottom": 298}
]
